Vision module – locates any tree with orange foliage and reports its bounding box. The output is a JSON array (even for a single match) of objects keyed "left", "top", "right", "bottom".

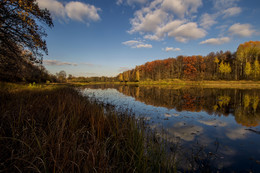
[
  {"left": 183, "top": 56, "right": 197, "bottom": 80},
  {"left": 197, "top": 55, "right": 206, "bottom": 80}
]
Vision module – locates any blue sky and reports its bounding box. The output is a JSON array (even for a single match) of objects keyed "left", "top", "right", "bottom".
[{"left": 37, "top": 0, "right": 260, "bottom": 77}]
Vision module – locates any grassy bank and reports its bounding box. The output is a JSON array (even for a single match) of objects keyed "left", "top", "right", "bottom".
[
  {"left": 68, "top": 79, "right": 260, "bottom": 89},
  {"left": 0, "top": 85, "right": 175, "bottom": 172},
  {"left": 138, "top": 79, "right": 260, "bottom": 88}
]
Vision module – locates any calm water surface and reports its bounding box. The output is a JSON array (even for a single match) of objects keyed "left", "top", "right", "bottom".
[{"left": 81, "top": 84, "right": 260, "bottom": 172}]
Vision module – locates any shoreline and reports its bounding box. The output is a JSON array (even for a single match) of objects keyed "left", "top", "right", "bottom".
[{"left": 67, "top": 80, "right": 260, "bottom": 89}]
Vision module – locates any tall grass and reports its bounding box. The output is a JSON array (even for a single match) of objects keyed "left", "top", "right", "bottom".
[{"left": 0, "top": 86, "right": 175, "bottom": 172}]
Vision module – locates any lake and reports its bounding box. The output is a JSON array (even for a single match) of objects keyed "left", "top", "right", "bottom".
[{"left": 81, "top": 84, "right": 260, "bottom": 172}]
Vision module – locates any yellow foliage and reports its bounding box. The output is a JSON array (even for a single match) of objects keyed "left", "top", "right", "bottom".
[
  {"left": 118, "top": 73, "right": 123, "bottom": 82},
  {"left": 219, "top": 61, "right": 231, "bottom": 74},
  {"left": 213, "top": 105, "right": 218, "bottom": 111},
  {"left": 253, "top": 60, "right": 260, "bottom": 79},
  {"left": 218, "top": 96, "right": 231, "bottom": 107},
  {"left": 245, "top": 62, "right": 252, "bottom": 76},
  {"left": 252, "top": 96, "right": 259, "bottom": 111},
  {"left": 237, "top": 41, "right": 260, "bottom": 63},
  {"left": 243, "top": 94, "right": 250, "bottom": 108},
  {"left": 214, "top": 57, "right": 219, "bottom": 63}
]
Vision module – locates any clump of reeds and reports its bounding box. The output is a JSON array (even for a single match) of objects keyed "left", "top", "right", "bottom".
[{"left": 0, "top": 86, "right": 175, "bottom": 172}]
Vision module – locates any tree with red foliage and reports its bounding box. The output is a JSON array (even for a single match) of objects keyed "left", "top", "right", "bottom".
[{"left": 183, "top": 56, "right": 197, "bottom": 80}]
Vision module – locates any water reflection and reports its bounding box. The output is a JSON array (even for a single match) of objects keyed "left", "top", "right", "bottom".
[
  {"left": 87, "top": 85, "right": 260, "bottom": 127},
  {"left": 167, "top": 122, "right": 203, "bottom": 141},
  {"left": 81, "top": 84, "right": 260, "bottom": 171},
  {"left": 198, "top": 119, "right": 227, "bottom": 127},
  {"left": 226, "top": 127, "right": 248, "bottom": 140}
]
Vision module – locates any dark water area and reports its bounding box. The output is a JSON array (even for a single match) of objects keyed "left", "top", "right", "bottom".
[{"left": 81, "top": 84, "right": 260, "bottom": 172}]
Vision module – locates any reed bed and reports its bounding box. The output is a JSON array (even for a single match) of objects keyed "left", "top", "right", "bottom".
[{"left": 0, "top": 86, "right": 175, "bottom": 172}]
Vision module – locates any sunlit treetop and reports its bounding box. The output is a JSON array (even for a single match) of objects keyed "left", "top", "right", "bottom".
[{"left": 237, "top": 41, "right": 260, "bottom": 62}]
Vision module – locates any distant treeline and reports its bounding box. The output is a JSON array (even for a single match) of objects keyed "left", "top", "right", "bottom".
[
  {"left": 118, "top": 41, "right": 260, "bottom": 81},
  {"left": 67, "top": 75, "right": 116, "bottom": 83}
]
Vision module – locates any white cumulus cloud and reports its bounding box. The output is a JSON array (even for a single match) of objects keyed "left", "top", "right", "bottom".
[
  {"left": 222, "top": 7, "right": 241, "bottom": 18},
  {"left": 128, "top": 0, "right": 206, "bottom": 43},
  {"left": 129, "top": 8, "right": 168, "bottom": 33},
  {"left": 65, "top": 2, "right": 100, "bottom": 22},
  {"left": 199, "top": 1, "right": 241, "bottom": 29},
  {"left": 214, "top": 0, "right": 240, "bottom": 10},
  {"left": 200, "top": 13, "right": 217, "bottom": 29},
  {"left": 136, "top": 44, "right": 152, "bottom": 48},
  {"left": 161, "top": 0, "right": 202, "bottom": 18},
  {"left": 164, "top": 47, "right": 181, "bottom": 52},
  {"left": 200, "top": 37, "right": 230, "bottom": 45},
  {"left": 37, "top": 0, "right": 65, "bottom": 18},
  {"left": 37, "top": 0, "right": 101, "bottom": 23},
  {"left": 122, "top": 40, "right": 152, "bottom": 48},
  {"left": 228, "top": 23, "right": 255, "bottom": 37},
  {"left": 168, "top": 22, "right": 206, "bottom": 42},
  {"left": 144, "top": 34, "right": 161, "bottom": 41}
]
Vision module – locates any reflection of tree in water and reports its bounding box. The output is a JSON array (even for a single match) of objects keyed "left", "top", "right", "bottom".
[
  {"left": 217, "top": 96, "right": 231, "bottom": 108},
  {"left": 235, "top": 95, "right": 260, "bottom": 127},
  {"left": 115, "top": 85, "right": 260, "bottom": 127},
  {"left": 244, "top": 94, "right": 250, "bottom": 108},
  {"left": 213, "top": 95, "right": 232, "bottom": 117},
  {"left": 182, "top": 94, "right": 196, "bottom": 111},
  {"left": 253, "top": 96, "right": 259, "bottom": 112},
  {"left": 134, "top": 86, "right": 140, "bottom": 98}
]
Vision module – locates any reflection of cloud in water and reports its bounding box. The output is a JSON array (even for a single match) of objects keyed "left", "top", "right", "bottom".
[
  {"left": 216, "top": 158, "right": 234, "bottom": 170},
  {"left": 167, "top": 122, "right": 203, "bottom": 141},
  {"left": 221, "top": 146, "right": 237, "bottom": 156},
  {"left": 81, "top": 88, "right": 181, "bottom": 121},
  {"left": 164, "top": 113, "right": 172, "bottom": 118},
  {"left": 226, "top": 127, "right": 248, "bottom": 140},
  {"left": 216, "top": 146, "right": 237, "bottom": 169},
  {"left": 198, "top": 119, "right": 227, "bottom": 127},
  {"left": 164, "top": 113, "right": 179, "bottom": 118},
  {"left": 197, "top": 135, "right": 214, "bottom": 146},
  {"left": 141, "top": 116, "right": 151, "bottom": 121}
]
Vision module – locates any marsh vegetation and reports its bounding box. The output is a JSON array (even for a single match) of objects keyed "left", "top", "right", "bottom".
[{"left": 0, "top": 85, "right": 177, "bottom": 172}]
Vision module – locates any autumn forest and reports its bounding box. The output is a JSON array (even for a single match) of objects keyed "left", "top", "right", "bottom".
[{"left": 118, "top": 41, "right": 260, "bottom": 82}]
